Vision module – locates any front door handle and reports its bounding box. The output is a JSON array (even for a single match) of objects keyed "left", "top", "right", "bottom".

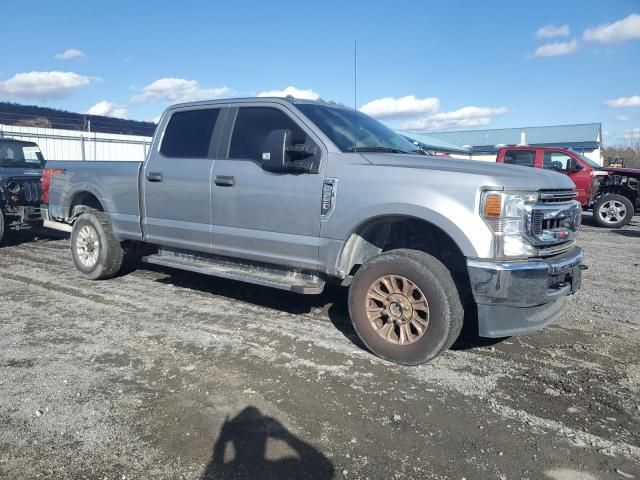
[
  {"left": 215, "top": 175, "right": 235, "bottom": 187},
  {"left": 146, "top": 172, "right": 163, "bottom": 182}
]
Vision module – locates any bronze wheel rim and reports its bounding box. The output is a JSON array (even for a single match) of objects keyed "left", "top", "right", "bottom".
[{"left": 365, "top": 275, "right": 430, "bottom": 345}]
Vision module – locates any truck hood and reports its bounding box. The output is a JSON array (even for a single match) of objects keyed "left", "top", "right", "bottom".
[
  {"left": 361, "top": 153, "right": 576, "bottom": 191},
  {"left": 603, "top": 167, "right": 640, "bottom": 177},
  {"left": 0, "top": 166, "right": 43, "bottom": 178}
]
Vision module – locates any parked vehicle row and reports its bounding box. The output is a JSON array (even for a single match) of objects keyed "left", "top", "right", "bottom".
[
  {"left": 497, "top": 146, "right": 640, "bottom": 228},
  {"left": 37, "top": 97, "right": 585, "bottom": 365}
]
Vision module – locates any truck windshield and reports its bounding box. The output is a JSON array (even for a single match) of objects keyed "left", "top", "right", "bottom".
[
  {"left": 0, "top": 141, "right": 44, "bottom": 168},
  {"left": 571, "top": 151, "right": 602, "bottom": 170},
  {"left": 296, "top": 103, "right": 420, "bottom": 154}
]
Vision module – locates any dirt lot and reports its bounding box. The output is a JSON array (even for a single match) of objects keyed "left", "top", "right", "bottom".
[{"left": 0, "top": 216, "right": 639, "bottom": 480}]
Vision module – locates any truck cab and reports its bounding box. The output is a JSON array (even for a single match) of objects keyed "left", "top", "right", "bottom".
[
  {"left": 496, "top": 146, "right": 639, "bottom": 227},
  {"left": 496, "top": 146, "right": 601, "bottom": 206}
]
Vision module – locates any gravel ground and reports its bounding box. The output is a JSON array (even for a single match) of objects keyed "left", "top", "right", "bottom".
[{"left": 0, "top": 216, "right": 639, "bottom": 480}]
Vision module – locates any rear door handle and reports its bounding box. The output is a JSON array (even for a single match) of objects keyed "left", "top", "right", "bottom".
[
  {"left": 146, "top": 172, "right": 163, "bottom": 182},
  {"left": 215, "top": 175, "right": 235, "bottom": 187}
]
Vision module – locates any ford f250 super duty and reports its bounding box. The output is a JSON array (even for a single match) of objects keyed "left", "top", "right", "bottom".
[{"left": 41, "top": 97, "right": 584, "bottom": 365}]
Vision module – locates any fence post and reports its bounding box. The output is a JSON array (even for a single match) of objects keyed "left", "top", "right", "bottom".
[{"left": 80, "top": 135, "right": 86, "bottom": 161}]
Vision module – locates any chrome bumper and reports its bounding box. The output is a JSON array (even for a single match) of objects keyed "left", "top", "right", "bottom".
[{"left": 467, "top": 246, "right": 583, "bottom": 337}]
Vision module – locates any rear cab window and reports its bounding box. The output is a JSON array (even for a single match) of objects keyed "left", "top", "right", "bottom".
[
  {"left": 160, "top": 109, "right": 220, "bottom": 158},
  {"left": 503, "top": 150, "right": 535, "bottom": 167}
]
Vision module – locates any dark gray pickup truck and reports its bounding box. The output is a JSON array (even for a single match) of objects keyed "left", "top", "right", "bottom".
[
  {"left": 0, "top": 138, "right": 44, "bottom": 243},
  {"left": 42, "top": 97, "right": 584, "bottom": 364}
]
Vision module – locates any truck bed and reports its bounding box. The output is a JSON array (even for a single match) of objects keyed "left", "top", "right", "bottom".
[{"left": 46, "top": 160, "right": 143, "bottom": 241}]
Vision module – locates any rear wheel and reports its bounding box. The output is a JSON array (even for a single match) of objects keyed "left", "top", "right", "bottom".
[
  {"left": 593, "top": 194, "right": 634, "bottom": 228},
  {"left": 70, "top": 211, "right": 123, "bottom": 279},
  {"left": 0, "top": 210, "right": 5, "bottom": 244},
  {"left": 348, "top": 249, "right": 464, "bottom": 365}
]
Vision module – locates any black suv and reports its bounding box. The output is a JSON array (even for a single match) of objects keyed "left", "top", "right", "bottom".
[{"left": 0, "top": 138, "right": 45, "bottom": 243}]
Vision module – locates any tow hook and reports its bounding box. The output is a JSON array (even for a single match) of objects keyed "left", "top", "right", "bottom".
[{"left": 579, "top": 265, "right": 588, "bottom": 270}]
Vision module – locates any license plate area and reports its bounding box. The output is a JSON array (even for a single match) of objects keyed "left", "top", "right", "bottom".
[{"left": 547, "top": 264, "right": 582, "bottom": 294}]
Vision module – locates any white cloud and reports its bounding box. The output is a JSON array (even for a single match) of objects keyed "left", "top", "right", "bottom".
[
  {"left": 0, "top": 71, "right": 93, "bottom": 100},
  {"left": 359, "top": 95, "right": 440, "bottom": 120},
  {"left": 257, "top": 86, "right": 320, "bottom": 100},
  {"left": 360, "top": 94, "right": 507, "bottom": 132},
  {"left": 55, "top": 48, "right": 86, "bottom": 60},
  {"left": 584, "top": 13, "right": 640, "bottom": 43},
  {"left": 536, "top": 24, "right": 570, "bottom": 38},
  {"left": 403, "top": 106, "right": 508, "bottom": 132},
  {"left": 604, "top": 95, "right": 640, "bottom": 107},
  {"left": 87, "top": 100, "right": 128, "bottom": 119},
  {"left": 616, "top": 115, "right": 631, "bottom": 122},
  {"left": 533, "top": 39, "right": 578, "bottom": 57},
  {"left": 132, "top": 78, "right": 231, "bottom": 103}
]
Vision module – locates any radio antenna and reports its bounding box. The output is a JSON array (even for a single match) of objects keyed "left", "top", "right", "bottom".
[
  {"left": 354, "top": 39, "right": 358, "bottom": 113},
  {"left": 353, "top": 39, "right": 358, "bottom": 152}
]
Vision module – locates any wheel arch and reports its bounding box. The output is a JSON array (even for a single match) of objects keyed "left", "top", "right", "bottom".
[
  {"left": 336, "top": 214, "right": 470, "bottom": 278},
  {"left": 67, "top": 190, "right": 105, "bottom": 220},
  {"left": 597, "top": 184, "right": 639, "bottom": 204}
]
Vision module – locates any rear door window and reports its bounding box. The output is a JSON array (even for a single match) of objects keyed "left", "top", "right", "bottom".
[
  {"left": 229, "top": 107, "right": 307, "bottom": 162},
  {"left": 503, "top": 150, "right": 535, "bottom": 167},
  {"left": 160, "top": 109, "right": 220, "bottom": 158}
]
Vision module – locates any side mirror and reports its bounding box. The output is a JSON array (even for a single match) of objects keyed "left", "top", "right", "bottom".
[
  {"left": 566, "top": 159, "right": 584, "bottom": 172},
  {"left": 261, "top": 129, "right": 291, "bottom": 172},
  {"left": 261, "top": 129, "right": 316, "bottom": 173}
]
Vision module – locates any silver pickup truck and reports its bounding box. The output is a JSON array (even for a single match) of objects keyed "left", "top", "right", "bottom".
[{"left": 42, "top": 97, "right": 584, "bottom": 365}]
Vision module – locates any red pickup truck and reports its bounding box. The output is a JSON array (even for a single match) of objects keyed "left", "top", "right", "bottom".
[{"left": 496, "top": 146, "right": 640, "bottom": 228}]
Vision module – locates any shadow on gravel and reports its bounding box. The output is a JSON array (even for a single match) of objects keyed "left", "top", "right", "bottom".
[
  {"left": 201, "top": 406, "right": 334, "bottom": 480},
  {"left": 0, "top": 227, "right": 68, "bottom": 247},
  {"left": 150, "top": 265, "right": 498, "bottom": 356},
  {"left": 151, "top": 262, "right": 507, "bottom": 355},
  {"left": 581, "top": 212, "right": 640, "bottom": 229},
  {"left": 611, "top": 228, "right": 640, "bottom": 238},
  {"left": 151, "top": 267, "right": 368, "bottom": 351}
]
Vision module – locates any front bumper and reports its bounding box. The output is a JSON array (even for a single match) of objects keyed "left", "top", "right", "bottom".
[
  {"left": 467, "top": 246, "right": 583, "bottom": 337},
  {"left": 40, "top": 205, "right": 52, "bottom": 221}
]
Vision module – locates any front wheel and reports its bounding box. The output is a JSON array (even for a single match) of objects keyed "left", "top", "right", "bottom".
[
  {"left": 593, "top": 194, "right": 634, "bottom": 228},
  {"left": 348, "top": 249, "right": 464, "bottom": 365},
  {"left": 70, "top": 211, "right": 123, "bottom": 279}
]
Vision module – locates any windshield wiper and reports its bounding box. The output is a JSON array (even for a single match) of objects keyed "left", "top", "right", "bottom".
[{"left": 346, "top": 146, "right": 411, "bottom": 154}]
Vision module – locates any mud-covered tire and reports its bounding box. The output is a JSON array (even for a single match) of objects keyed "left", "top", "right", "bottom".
[
  {"left": 593, "top": 194, "right": 634, "bottom": 228},
  {"left": 0, "top": 209, "right": 6, "bottom": 245},
  {"left": 348, "top": 249, "right": 464, "bottom": 365},
  {"left": 70, "top": 211, "right": 123, "bottom": 280}
]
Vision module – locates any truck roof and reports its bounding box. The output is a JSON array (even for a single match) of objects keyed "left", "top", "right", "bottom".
[
  {"left": 497, "top": 145, "right": 574, "bottom": 151},
  {"left": 0, "top": 138, "right": 39, "bottom": 147},
  {"left": 166, "top": 96, "right": 351, "bottom": 111}
]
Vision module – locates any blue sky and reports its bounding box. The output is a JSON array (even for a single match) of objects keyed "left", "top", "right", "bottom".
[{"left": 1, "top": 0, "right": 639, "bottom": 144}]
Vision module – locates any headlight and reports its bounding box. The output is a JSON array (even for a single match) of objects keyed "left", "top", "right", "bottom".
[{"left": 481, "top": 191, "right": 538, "bottom": 257}]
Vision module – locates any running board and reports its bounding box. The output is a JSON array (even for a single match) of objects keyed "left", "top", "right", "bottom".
[{"left": 142, "top": 248, "right": 325, "bottom": 294}]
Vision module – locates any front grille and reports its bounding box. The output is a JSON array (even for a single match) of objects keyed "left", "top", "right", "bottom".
[
  {"left": 524, "top": 199, "right": 581, "bottom": 248},
  {"left": 5, "top": 177, "right": 43, "bottom": 205},
  {"left": 538, "top": 189, "right": 578, "bottom": 203},
  {"left": 531, "top": 210, "right": 573, "bottom": 235},
  {"left": 23, "top": 180, "right": 42, "bottom": 203}
]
